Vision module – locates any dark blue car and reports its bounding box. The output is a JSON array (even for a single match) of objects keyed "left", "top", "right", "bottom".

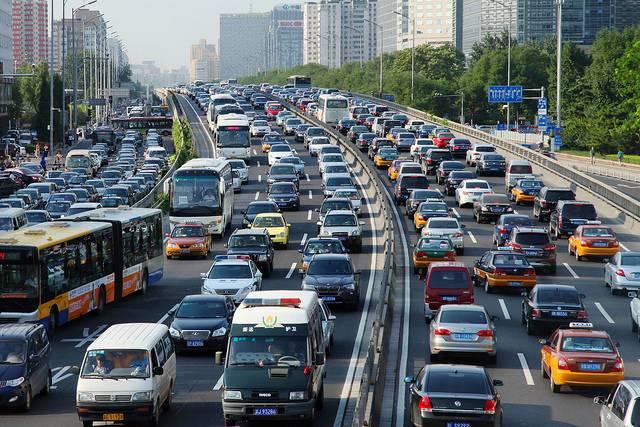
[
  {"left": 268, "top": 182, "right": 300, "bottom": 211},
  {"left": 493, "top": 214, "right": 534, "bottom": 246}
]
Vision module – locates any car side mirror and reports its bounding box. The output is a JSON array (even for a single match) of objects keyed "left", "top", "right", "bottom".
[
  {"left": 164, "top": 232, "right": 169, "bottom": 238},
  {"left": 316, "top": 221, "right": 322, "bottom": 226},
  {"left": 298, "top": 249, "right": 303, "bottom": 253},
  {"left": 69, "top": 366, "right": 80, "bottom": 375},
  {"left": 538, "top": 339, "right": 550, "bottom": 346},
  {"left": 593, "top": 396, "right": 606, "bottom": 406},
  {"left": 404, "top": 376, "right": 416, "bottom": 384},
  {"left": 490, "top": 315, "right": 499, "bottom": 322},
  {"left": 580, "top": 293, "right": 586, "bottom": 299},
  {"left": 492, "top": 379, "right": 504, "bottom": 387},
  {"left": 521, "top": 291, "right": 528, "bottom": 297},
  {"left": 460, "top": 224, "right": 466, "bottom": 228},
  {"left": 240, "top": 210, "right": 245, "bottom": 215},
  {"left": 223, "top": 243, "right": 228, "bottom": 248},
  {"left": 200, "top": 273, "right": 207, "bottom": 279},
  {"left": 359, "top": 221, "right": 365, "bottom": 226},
  {"left": 256, "top": 270, "right": 263, "bottom": 278},
  {"left": 314, "top": 351, "right": 325, "bottom": 366},
  {"left": 167, "top": 308, "right": 176, "bottom": 317},
  {"left": 314, "top": 208, "right": 319, "bottom": 212},
  {"left": 153, "top": 366, "right": 164, "bottom": 376}
]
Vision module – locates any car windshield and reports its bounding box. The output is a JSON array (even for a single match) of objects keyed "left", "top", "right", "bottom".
[
  {"left": 493, "top": 254, "right": 529, "bottom": 266},
  {"left": 439, "top": 310, "right": 488, "bottom": 325},
  {"left": 101, "top": 198, "right": 121, "bottom": 207},
  {"left": 208, "top": 264, "right": 252, "bottom": 279},
  {"left": 307, "top": 259, "right": 353, "bottom": 275},
  {"left": 428, "top": 270, "right": 469, "bottom": 289},
  {"left": 503, "top": 216, "right": 532, "bottom": 226},
  {"left": 246, "top": 203, "right": 278, "bottom": 215},
  {"left": 322, "top": 155, "right": 344, "bottom": 163},
  {"left": 582, "top": 227, "right": 614, "bottom": 237},
  {"left": 305, "top": 241, "right": 344, "bottom": 255},
  {"left": 546, "top": 190, "right": 575, "bottom": 202},
  {"left": 325, "top": 214, "right": 357, "bottom": 226},
  {"left": 537, "top": 289, "right": 580, "bottom": 305},
  {"left": 411, "top": 190, "right": 439, "bottom": 200},
  {"left": 229, "top": 161, "right": 246, "bottom": 169},
  {"left": 271, "top": 183, "right": 296, "bottom": 194},
  {"left": 420, "top": 203, "right": 448, "bottom": 212},
  {"left": 253, "top": 121, "right": 268, "bottom": 126},
  {"left": 418, "top": 239, "right": 452, "bottom": 250},
  {"left": 270, "top": 165, "right": 296, "bottom": 175},
  {"left": 229, "top": 235, "right": 268, "bottom": 248},
  {"left": 514, "top": 232, "right": 550, "bottom": 246},
  {"left": 176, "top": 300, "right": 227, "bottom": 318},
  {"left": 279, "top": 157, "right": 301, "bottom": 165},
  {"left": 172, "top": 226, "right": 204, "bottom": 238},
  {"left": 47, "top": 202, "right": 70, "bottom": 212},
  {"left": 25, "top": 212, "right": 47, "bottom": 223},
  {"left": 253, "top": 216, "right": 285, "bottom": 227},
  {"left": 428, "top": 220, "right": 459, "bottom": 229},
  {"left": 326, "top": 177, "right": 353, "bottom": 187},
  {"left": 560, "top": 337, "right": 614, "bottom": 353},
  {"left": 325, "top": 165, "right": 349, "bottom": 174},
  {"left": 81, "top": 350, "right": 150, "bottom": 378},
  {"left": 465, "top": 181, "right": 490, "bottom": 189},
  {"left": 334, "top": 190, "right": 359, "bottom": 200},
  {"left": 426, "top": 370, "right": 489, "bottom": 394},
  {"left": 401, "top": 167, "right": 422, "bottom": 175},
  {"left": 0, "top": 341, "right": 26, "bottom": 364},
  {"left": 228, "top": 336, "right": 307, "bottom": 367},
  {"left": 0, "top": 218, "right": 13, "bottom": 230},
  {"left": 321, "top": 201, "right": 352, "bottom": 213},
  {"left": 271, "top": 145, "right": 291, "bottom": 153},
  {"left": 264, "top": 134, "right": 284, "bottom": 142},
  {"left": 286, "top": 119, "right": 302, "bottom": 126},
  {"left": 621, "top": 255, "right": 640, "bottom": 266},
  {"left": 510, "top": 165, "right": 533, "bottom": 174},
  {"left": 307, "top": 128, "right": 324, "bottom": 136},
  {"left": 101, "top": 171, "right": 120, "bottom": 179}
]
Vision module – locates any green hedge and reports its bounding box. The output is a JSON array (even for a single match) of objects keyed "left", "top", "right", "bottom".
[{"left": 171, "top": 117, "right": 194, "bottom": 168}]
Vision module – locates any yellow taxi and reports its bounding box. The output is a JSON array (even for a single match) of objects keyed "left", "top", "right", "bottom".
[
  {"left": 540, "top": 323, "right": 624, "bottom": 393},
  {"left": 165, "top": 223, "right": 209, "bottom": 259},
  {"left": 250, "top": 213, "right": 290, "bottom": 247},
  {"left": 388, "top": 159, "right": 409, "bottom": 181},
  {"left": 471, "top": 249, "right": 537, "bottom": 293},
  {"left": 413, "top": 200, "right": 450, "bottom": 232},
  {"left": 374, "top": 147, "right": 399, "bottom": 169},
  {"left": 568, "top": 225, "right": 619, "bottom": 261},
  {"left": 261, "top": 134, "right": 284, "bottom": 153},
  {"left": 510, "top": 178, "right": 543, "bottom": 204},
  {"left": 412, "top": 236, "right": 456, "bottom": 274}
]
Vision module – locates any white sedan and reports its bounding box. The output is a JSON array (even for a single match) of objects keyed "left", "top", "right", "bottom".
[
  {"left": 268, "top": 143, "right": 297, "bottom": 166},
  {"left": 308, "top": 137, "right": 333, "bottom": 157},
  {"left": 250, "top": 120, "right": 271, "bottom": 137},
  {"left": 455, "top": 179, "right": 493, "bottom": 208},
  {"left": 421, "top": 217, "right": 465, "bottom": 254}
]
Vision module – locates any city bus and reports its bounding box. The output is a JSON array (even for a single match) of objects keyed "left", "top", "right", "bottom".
[
  {"left": 316, "top": 94, "right": 350, "bottom": 125},
  {"left": 207, "top": 93, "right": 237, "bottom": 132},
  {"left": 0, "top": 221, "right": 116, "bottom": 332},
  {"left": 112, "top": 116, "right": 173, "bottom": 136},
  {"left": 92, "top": 126, "right": 116, "bottom": 153},
  {"left": 150, "top": 104, "right": 170, "bottom": 117},
  {"left": 216, "top": 114, "right": 251, "bottom": 160},
  {"left": 287, "top": 75, "right": 312, "bottom": 89},
  {"left": 166, "top": 158, "right": 234, "bottom": 241}
]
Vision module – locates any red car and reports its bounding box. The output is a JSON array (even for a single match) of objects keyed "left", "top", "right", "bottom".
[
  {"left": 424, "top": 262, "right": 474, "bottom": 321},
  {"left": 266, "top": 103, "right": 284, "bottom": 117},
  {"left": 433, "top": 131, "right": 455, "bottom": 148}
]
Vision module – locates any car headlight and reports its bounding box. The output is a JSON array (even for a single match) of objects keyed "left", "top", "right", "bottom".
[
  {"left": 258, "top": 254, "right": 268, "bottom": 261},
  {"left": 201, "top": 285, "right": 214, "bottom": 295},
  {"left": 289, "top": 391, "right": 306, "bottom": 401},
  {"left": 350, "top": 229, "right": 360, "bottom": 236},
  {"left": 131, "top": 391, "right": 152, "bottom": 402},
  {"left": 4, "top": 377, "right": 24, "bottom": 387},
  {"left": 481, "top": 206, "right": 488, "bottom": 211},
  {"left": 192, "top": 243, "right": 204, "bottom": 249},
  {"left": 224, "top": 390, "right": 242, "bottom": 401},
  {"left": 343, "top": 283, "right": 356, "bottom": 290},
  {"left": 77, "top": 392, "right": 95, "bottom": 402},
  {"left": 211, "top": 326, "right": 227, "bottom": 337},
  {"left": 169, "top": 327, "right": 180, "bottom": 338}
]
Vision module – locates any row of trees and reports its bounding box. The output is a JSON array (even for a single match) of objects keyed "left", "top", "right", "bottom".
[{"left": 241, "top": 27, "right": 640, "bottom": 154}]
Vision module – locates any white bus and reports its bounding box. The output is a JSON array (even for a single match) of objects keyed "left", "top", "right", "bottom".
[
  {"left": 316, "top": 94, "right": 350, "bottom": 126},
  {"left": 207, "top": 94, "right": 237, "bottom": 132},
  {"left": 216, "top": 114, "right": 251, "bottom": 161},
  {"left": 167, "top": 158, "right": 234, "bottom": 240},
  {"left": 65, "top": 149, "right": 94, "bottom": 176}
]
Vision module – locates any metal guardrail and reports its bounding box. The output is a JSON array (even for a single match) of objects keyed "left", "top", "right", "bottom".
[
  {"left": 275, "top": 96, "right": 395, "bottom": 427},
  {"left": 356, "top": 94, "right": 640, "bottom": 222}
]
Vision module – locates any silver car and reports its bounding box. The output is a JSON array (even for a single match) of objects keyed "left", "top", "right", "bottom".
[
  {"left": 421, "top": 217, "right": 465, "bottom": 255},
  {"left": 594, "top": 380, "right": 640, "bottom": 427},
  {"left": 429, "top": 304, "right": 497, "bottom": 363},
  {"left": 319, "top": 300, "right": 336, "bottom": 356},
  {"left": 605, "top": 252, "right": 640, "bottom": 295}
]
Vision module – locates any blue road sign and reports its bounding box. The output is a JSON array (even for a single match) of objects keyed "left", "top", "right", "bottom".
[
  {"left": 488, "top": 85, "right": 523, "bottom": 103},
  {"left": 496, "top": 123, "right": 507, "bottom": 131},
  {"left": 538, "top": 98, "right": 547, "bottom": 110},
  {"left": 538, "top": 115, "right": 547, "bottom": 128},
  {"left": 554, "top": 134, "right": 563, "bottom": 147}
]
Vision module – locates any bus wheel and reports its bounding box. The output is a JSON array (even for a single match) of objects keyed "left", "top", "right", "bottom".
[
  {"left": 48, "top": 308, "right": 58, "bottom": 335},
  {"left": 95, "top": 287, "right": 106, "bottom": 315},
  {"left": 139, "top": 271, "right": 149, "bottom": 295}
]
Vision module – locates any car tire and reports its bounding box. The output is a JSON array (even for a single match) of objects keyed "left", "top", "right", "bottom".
[
  {"left": 575, "top": 250, "right": 582, "bottom": 262},
  {"left": 541, "top": 360, "right": 549, "bottom": 379},
  {"left": 21, "top": 386, "right": 31, "bottom": 412},
  {"left": 550, "top": 376, "right": 560, "bottom": 393},
  {"left": 316, "top": 385, "right": 324, "bottom": 411},
  {"left": 42, "top": 370, "right": 51, "bottom": 395},
  {"left": 149, "top": 399, "right": 161, "bottom": 427},
  {"left": 483, "top": 278, "right": 492, "bottom": 294}
]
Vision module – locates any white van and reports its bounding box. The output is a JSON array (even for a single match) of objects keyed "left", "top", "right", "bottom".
[
  {"left": 65, "top": 149, "right": 94, "bottom": 176},
  {"left": 73, "top": 323, "right": 176, "bottom": 427},
  {"left": 145, "top": 146, "right": 168, "bottom": 161},
  {"left": 0, "top": 208, "right": 28, "bottom": 233}
]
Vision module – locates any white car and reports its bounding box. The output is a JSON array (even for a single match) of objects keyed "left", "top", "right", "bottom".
[
  {"left": 268, "top": 143, "right": 297, "bottom": 166},
  {"left": 421, "top": 217, "right": 465, "bottom": 255},
  {"left": 466, "top": 143, "right": 496, "bottom": 166},
  {"left": 201, "top": 255, "right": 263, "bottom": 304},
  {"left": 406, "top": 119, "right": 425, "bottom": 131},
  {"left": 308, "top": 136, "right": 333, "bottom": 157},
  {"left": 227, "top": 159, "right": 249, "bottom": 183},
  {"left": 250, "top": 120, "right": 271, "bottom": 137},
  {"left": 455, "top": 179, "right": 493, "bottom": 208},
  {"left": 318, "top": 153, "right": 346, "bottom": 175},
  {"left": 410, "top": 138, "right": 435, "bottom": 156},
  {"left": 318, "top": 209, "right": 365, "bottom": 252},
  {"left": 320, "top": 299, "right": 336, "bottom": 356},
  {"left": 333, "top": 188, "right": 363, "bottom": 215}
]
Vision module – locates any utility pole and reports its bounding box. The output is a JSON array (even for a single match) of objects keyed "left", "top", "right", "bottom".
[
  {"left": 554, "top": 0, "right": 563, "bottom": 153},
  {"left": 365, "top": 18, "right": 383, "bottom": 97},
  {"left": 49, "top": 0, "right": 54, "bottom": 155}
]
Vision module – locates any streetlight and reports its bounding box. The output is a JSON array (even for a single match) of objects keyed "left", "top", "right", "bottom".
[
  {"left": 72, "top": 0, "right": 98, "bottom": 141},
  {"left": 489, "top": 0, "right": 512, "bottom": 129},
  {"left": 393, "top": 10, "right": 416, "bottom": 102},
  {"left": 554, "top": 0, "right": 563, "bottom": 153},
  {"left": 364, "top": 18, "right": 383, "bottom": 97},
  {"left": 433, "top": 92, "right": 465, "bottom": 124},
  {"left": 344, "top": 25, "right": 364, "bottom": 68}
]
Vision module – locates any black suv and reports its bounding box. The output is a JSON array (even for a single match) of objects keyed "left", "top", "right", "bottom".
[
  {"left": 301, "top": 254, "right": 360, "bottom": 310},
  {"left": 473, "top": 193, "right": 513, "bottom": 223},
  {"left": 240, "top": 201, "right": 280, "bottom": 228},
  {"left": 422, "top": 149, "right": 453, "bottom": 175},
  {"left": 533, "top": 187, "right": 576, "bottom": 222},
  {"left": 444, "top": 170, "right": 476, "bottom": 196},
  {"left": 225, "top": 228, "right": 275, "bottom": 276},
  {"left": 506, "top": 226, "right": 557, "bottom": 274},
  {"left": 448, "top": 138, "right": 472, "bottom": 158},
  {"left": 549, "top": 200, "right": 598, "bottom": 238},
  {"left": 475, "top": 153, "right": 506, "bottom": 176},
  {"left": 521, "top": 284, "right": 587, "bottom": 335},
  {"left": 435, "top": 160, "right": 466, "bottom": 185}
]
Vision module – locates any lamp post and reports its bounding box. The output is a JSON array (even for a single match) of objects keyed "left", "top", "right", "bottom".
[
  {"left": 554, "top": 0, "right": 563, "bottom": 153},
  {"left": 489, "top": 0, "right": 512, "bottom": 129},
  {"left": 72, "top": 0, "right": 98, "bottom": 141},
  {"left": 393, "top": 10, "right": 416, "bottom": 102},
  {"left": 49, "top": 0, "right": 54, "bottom": 155},
  {"left": 364, "top": 18, "right": 383, "bottom": 97}
]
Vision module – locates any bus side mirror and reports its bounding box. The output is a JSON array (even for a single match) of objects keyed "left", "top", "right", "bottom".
[
  {"left": 69, "top": 366, "right": 80, "bottom": 375},
  {"left": 314, "top": 352, "right": 325, "bottom": 366}
]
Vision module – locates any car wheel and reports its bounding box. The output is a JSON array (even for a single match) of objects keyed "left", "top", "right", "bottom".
[
  {"left": 575, "top": 249, "right": 582, "bottom": 262},
  {"left": 162, "top": 382, "right": 173, "bottom": 410},
  {"left": 550, "top": 376, "right": 560, "bottom": 393},
  {"left": 149, "top": 399, "right": 161, "bottom": 427},
  {"left": 21, "top": 386, "right": 31, "bottom": 412},
  {"left": 541, "top": 360, "right": 549, "bottom": 379},
  {"left": 42, "top": 370, "right": 51, "bottom": 395},
  {"left": 484, "top": 278, "right": 492, "bottom": 294}
]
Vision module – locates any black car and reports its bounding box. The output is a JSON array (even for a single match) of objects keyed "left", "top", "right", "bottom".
[
  {"left": 448, "top": 138, "right": 472, "bottom": 158},
  {"left": 294, "top": 124, "right": 312, "bottom": 142},
  {"left": 337, "top": 118, "right": 356, "bottom": 135},
  {"left": 347, "top": 125, "right": 369, "bottom": 143},
  {"left": 533, "top": 187, "right": 576, "bottom": 222},
  {"left": 0, "top": 176, "right": 22, "bottom": 198},
  {"left": 301, "top": 254, "right": 360, "bottom": 310},
  {"left": 475, "top": 153, "right": 506, "bottom": 176},
  {"left": 444, "top": 170, "right": 476, "bottom": 196},
  {"left": 507, "top": 226, "right": 557, "bottom": 273},
  {"left": 405, "top": 189, "right": 444, "bottom": 218},
  {"left": 549, "top": 200, "right": 597, "bottom": 238},
  {"left": 435, "top": 160, "right": 466, "bottom": 185},
  {"left": 473, "top": 193, "right": 513, "bottom": 224},
  {"left": 240, "top": 201, "right": 280, "bottom": 229},
  {"left": 394, "top": 174, "right": 430, "bottom": 205},
  {"left": 226, "top": 228, "right": 275, "bottom": 275},
  {"left": 405, "top": 364, "right": 503, "bottom": 427},
  {"left": 267, "top": 181, "right": 300, "bottom": 210},
  {"left": 168, "top": 295, "right": 235, "bottom": 352},
  {"left": 521, "top": 284, "right": 587, "bottom": 335},
  {"left": 0, "top": 323, "right": 51, "bottom": 411},
  {"left": 267, "top": 164, "right": 300, "bottom": 190},
  {"left": 422, "top": 149, "right": 453, "bottom": 175},
  {"left": 367, "top": 138, "right": 393, "bottom": 159},
  {"left": 355, "top": 132, "right": 376, "bottom": 152}
]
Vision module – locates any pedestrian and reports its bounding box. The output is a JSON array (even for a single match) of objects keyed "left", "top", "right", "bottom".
[
  {"left": 35, "top": 143, "right": 40, "bottom": 159},
  {"left": 617, "top": 149, "right": 624, "bottom": 166},
  {"left": 43, "top": 144, "right": 49, "bottom": 158},
  {"left": 590, "top": 146, "right": 596, "bottom": 165},
  {"left": 54, "top": 151, "right": 62, "bottom": 169},
  {"left": 39, "top": 156, "right": 46, "bottom": 172}
]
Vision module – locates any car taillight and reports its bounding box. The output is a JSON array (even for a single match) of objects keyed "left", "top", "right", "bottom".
[
  {"left": 427, "top": 159, "right": 433, "bottom": 163},
  {"left": 577, "top": 310, "right": 588, "bottom": 319},
  {"left": 557, "top": 357, "right": 569, "bottom": 370},
  {"left": 543, "top": 243, "right": 556, "bottom": 251},
  {"left": 445, "top": 251, "right": 456, "bottom": 258},
  {"left": 509, "top": 242, "right": 522, "bottom": 250},
  {"left": 418, "top": 396, "right": 433, "bottom": 413},
  {"left": 611, "top": 241, "right": 619, "bottom": 247},
  {"left": 580, "top": 240, "right": 589, "bottom": 246},
  {"left": 612, "top": 358, "right": 624, "bottom": 372},
  {"left": 540, "top": 200, "right": 547, "bottom": 206},
  {"left": 498, "top": 227, "right": 508, "bottom": 234},
  {"left": 615, "top": 269, "right": 626, "bottom": 277},
  {"left": 434, "top": 328, "right": 451, "bottom": 336},
  {"left": 484, "top": 399, "right": 497, "bottom": 414},
  {"left": 415, "top": 251, "right": 425, "bottom": 258},
  {"left": 524, "top": 268, "right": 535, "bottom": 276},
  {"left": 530, "top": 309, "right": 541, "bottom": 318},
  {"left": 494, "top": 268, "right": 508, "bottom": 276},
  {"left": 453, "top": 232, "right": 464, "bottom": 237},
  {"left": 477, "top": 329, "right": 494, "bottom": 337}
]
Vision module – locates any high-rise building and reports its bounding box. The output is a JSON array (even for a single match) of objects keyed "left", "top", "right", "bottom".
[
  {"left": 616, "top": 0, "right": 640, "bottom": 31},
  {"left": 0, "top": 0, "right": 13, "bottom": 131},
  {"left": 190, "top": 39, "right": 218, "bottom": 82},
  {"left": 265, "top": 4, "right": 304, "bottom": 71},
  {"left": 303, "top": 2, "right": 321, "bottom": 63},
  {"left": 377, "top": 0, "right": 401, "bottom": 52},
  {"left": 460, "top": 0, "right": 515, "bottom": 57},
  {"left": 219, "top": 12, "right": 270, "bottom": 79},
  {"left": 407, "top": 0, "right": 454, "bottom": 48},
  {"left": 12, "top": 0, "right": 48, "bottom": 66},
  {"left": 52, "top": 18, "right": 84, "bottom": 72}
]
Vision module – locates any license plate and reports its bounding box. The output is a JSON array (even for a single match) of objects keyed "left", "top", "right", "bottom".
[
  {"left": 524, "top": 250, "right": 539, "bottom": 256},
  {"left": 442, "top": 296, "right": 457, "bottom": 302},
  {"left": 277, "top": 202, "right": 288, "bottom": 206},
  {"left": 593, "top": 242, "right": 607, "bottom": 247},
  {"left": 447, "top": 422, "right": 471, "bottom": 427},
  {"left": 180, "top": 249, "right": 190, "bottom": 254},
  {"left": 551, "top": 311, "right": 568, "bottom": 317},
  {"left": 254, "top": 408, "right": 278, "bottom": 416},
  {"left": 322, "top": 296, "right": 336, "bottom": 302},
  {"left": 453, "top": 333, "right": 475, "bottom": 341},
  {"left": 187, "top": 340, "right": 204, "bottom": 347},
  {"left": 508, "top": 281, "right": 522, "bottom": 286},
  {"left": 473, "top": 192, "right": 483, "bottom": 196},
  {"left": 102, "top": 414, "right": 124, "bottom": 421},
  {"left": 580, "top": 363, "right": 602, "bottom": 371}
]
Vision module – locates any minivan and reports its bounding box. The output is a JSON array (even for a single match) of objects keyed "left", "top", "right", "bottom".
[
  {"left": 0, "top": 207, "right": 28, "bottom": 232},
  {"left": 424, "top": 262, "right": 474, "bottom": 321},
  {"left": 72, "top": 323, "right": 176, "bottom": 427},
  {"left": 549, "top": 200, "right": 599, "bottom": 238}
]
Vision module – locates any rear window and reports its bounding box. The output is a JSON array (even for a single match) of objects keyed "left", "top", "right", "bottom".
[
  {"left": 401, "top": 166, "right": 422, "bottom": 174},
  {"left": 545, "top": 190, "right": 575, "bottom": 202},
  {"left": 476, "top": 146, "right": 495, "bottom": 153},
  {"left": 399, "top": 176, "right": 429, "bottom": 189},
  {"left": 483, "top": 195, "right": 509, "bottom": 204},
  {"left": 428, "top": 269, "right": 469, "bottom": 289},
  {"left": 562, "top": 204, "right": 597, "bottom": 218},
  {"left": 621, "top": 255, "right": 640, "bottom": 266},
  {"left": 430, "top": 151, "right": 452, "bottom": 160},
  {"left": 509, "top": 165, "right": 533, "bottom": 174},
  {"left": 439, "top": 310, "right": 487, "bottom": 324},
  {"left": 536, "top": 289, "right": 580, "bottom": 305},
  {"left": 425, "top": 370, "right": 489, "bottom": 394},
  {"left": 514, "top": 232, "right": 550, "bottom": 246},
  {"left": 482, "top": 154, "right": 504, "bottom": 161},
  {"left": 428, "top": 220, "right": 459, "bottom": 229}
]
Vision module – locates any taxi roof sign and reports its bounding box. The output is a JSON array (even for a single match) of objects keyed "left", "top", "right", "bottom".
[
  {"left": 569, "top": 322, "right": 593, "bottom": 329},
  {"left": 243, "top": 297, "right": 302, "bottom": 307}
]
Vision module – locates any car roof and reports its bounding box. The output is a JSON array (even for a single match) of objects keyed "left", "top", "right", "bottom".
[
  {"left": 309, "top": 253, "right": 351, "bottom": 261},
  {"left": 560, "top": 328, "right": 610, "bottom": 339},
  {"left": 232, "top": 228, "right": 268, "bottom": 236},
  {"left": 439, "top": 304, "right": 486, "bottom": 312},
  {"left": 325, "top": 209, "right": 356, "bottom": 216},
  {"left": 428, "top": 261, "right": 467, "bottom": 269},
  {"left": 426, "top": 364, "right": 486, "bottom": 374},
  {"left": 88, "top": 323, "right": 168, "bottom": 351},
  {"left": 181, "top": 294, "right": 227, "bottom": 303},
  {"left": 534, "top": 284, "right": 577, "bottom": 292},
  {"left": 0, "top": 323, "right": 42, "bottom": 339},
  {"left": 509, "top": 159, "right": 531, "bottom": 165}
]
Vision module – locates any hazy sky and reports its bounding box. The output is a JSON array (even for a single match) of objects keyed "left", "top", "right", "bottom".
[{"left": 54, "top": 0, "right": 285, "bottom": 70}]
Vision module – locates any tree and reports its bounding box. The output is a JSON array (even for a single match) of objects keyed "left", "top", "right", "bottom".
[
  {"left": 468, "top": 31, "right": 512, "bottom": 66},
  {"left": 33, "top": 68, "right": 50, "bottom": 141},
  {"left": 119, "top": 63, "right": 132, "bottom": 82}
]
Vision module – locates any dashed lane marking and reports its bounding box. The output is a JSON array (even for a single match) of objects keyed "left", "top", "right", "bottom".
[
  {"left": 563, "top": 263, "right": 580, "bottom": 279},
  {"left": 301, "top": 233, "right": 308, "bottom": 246},
  {"left": 307, "top": 210, "right": 312, "bottom": 220},
  {"left": 254, "top": 191, "right": 260, "bottom": 201},
  {"left": 467, "top": 231, "right": 478, "bottom": 244},
  {"left": 595, "top": 302, "right": 615, "bottom": 324},
  {"left": 285, "top": 262, "right": 297, "bottom": 279},
  {"left": 517, "top": 353, "right": 535, "bottom": 386},
  {"left": 308, "top": 190, "right": 313, "bottom": 200},
  {"left": 498, "top": 299, "right": 511, "bottom": 320},
  {"left": 620, "top": 243, "right": 630, "bottom": 252}
]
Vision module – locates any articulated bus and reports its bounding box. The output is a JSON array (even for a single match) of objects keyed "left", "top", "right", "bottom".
[
  {"left": 166, "top": 158, "right": 234, "bottom": 241},
  {"left": 216, "top": 114, "right": 251, "bottom": 160},
  {"left": 112, "top": 116, "right": 173, "bottom": 136},
  {"left": 287, "top": 75, "right": 312, "bottom": 89}
]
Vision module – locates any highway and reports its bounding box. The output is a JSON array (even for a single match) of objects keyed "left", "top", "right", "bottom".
[{"left": 3, "top": 95, "right": 383, "bottom": 426}]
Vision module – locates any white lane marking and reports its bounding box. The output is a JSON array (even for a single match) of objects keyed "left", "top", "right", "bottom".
[
  {"left": 620, "top": 243, "right": 630, "bottom": 252},
  {"left": 252, "top": 149, "right": 256, "bottom": 156},
  {"left": 595, "top": 302, "right": 615, "bottom": 324},
  {"left": 467, "top": 231, "right": 478, "bottom": 244},
  {"left": 258, "top": 175, "right": 262, "bottom": 183},
  {"left": 300, "top": 233, "right": 308, "bottom": 246},
  {"left": 451, "top": 208, "right": 461, "bottom": 218},
  {"left": 517, "top": 353, "right": 535, "bottom": 386},
  {"left": 257, "top": 160, "right": 261, "bottom": 167},
  {"left": 60, "top": 324, "right": 108, "bottom": 348},
  {"left": 498, "top": 299, "right": 511, "bottom": 320},
  {"left": 308, "top": 190, "right": 313, "bottom": 200},
  {"left": 513, "top": 210, "right": 519, "bottom": 215},
  {"left": 333, "top": 164, "right": 379, "bottom": 427},
  {"left": 51, "top": 367, "right": 63, "bottom": 373},
  {"left": 213, "top": 374, "right": 224, "bottom": 391},
  {"left": 563, "top": 263, "right": 580, "bottom": 279},
  {"left": 181, "top": 95, "right": 217, "bottom": 157},
  {"left": 305, "top": 173, "right": 310, "bottom": 182},
  {"left": 285, "top": 262, "right": 298, "bottom": 279},
  {"left": 82, "top": 327, "right": 89, "bottom": 337},
  {"left": 156, "top": 304, "right": 178, "bottom": 325},
  {"left": 254, "top": 191, "right": 260, "bottom": 201},
  {"left": 307, "top": 210, "right": 312, "bottom": 220},
  {"left": 52, "top": 366, "right": 74, "bottom": 385}
]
